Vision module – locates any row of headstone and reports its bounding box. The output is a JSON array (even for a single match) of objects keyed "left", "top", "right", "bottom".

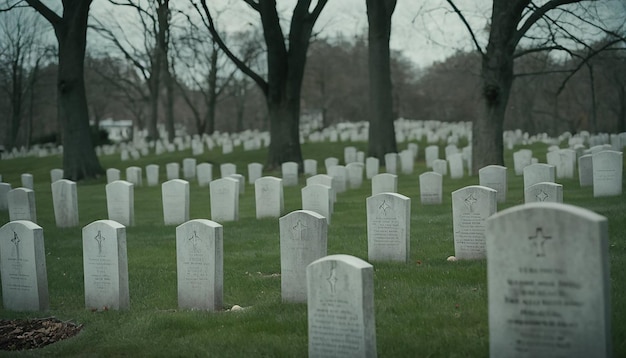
[{"left": 1, "top": 200, "right": 613, "bottom": 357}]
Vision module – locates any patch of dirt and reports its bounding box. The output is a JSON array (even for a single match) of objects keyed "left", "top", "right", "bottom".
[{"left": 0, "top": 318, "right": 82, "bottom": 351}]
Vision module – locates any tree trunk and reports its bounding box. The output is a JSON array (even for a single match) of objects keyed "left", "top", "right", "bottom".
[
  {"left": 163, "top": 61, "right": 175, "bottom": 142},
  {"left": 366, "top": 0, "right": 397, "bottom": 163},
  {"left": 266, "top": 95, "right": 302, "bottom": 168},
  {"left": 148, "top": 66, "right": 160, "bottom": 141},
  {"left": 472, "top": 1, "right": 522, "bottom": 174},
  {"left": 55, "top": 2, "right": 103, "bottom": 180},
  {"left": 618, "top": 84, "right": 626, "bottom": 133},
  {"left": 205, "top": 47, "right": 218, "bottom": 135}
]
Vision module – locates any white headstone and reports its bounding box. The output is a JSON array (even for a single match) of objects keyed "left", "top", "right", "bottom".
[
  {"left": 346, "top": 162, "right": 364, "bottom": 189},
  {"left": 166, "top": 162, "right": 180, "bottom": 180},
  {"left": 145, "top": 164, "right": 160, "bottom": 186},
  {"left": 106, "top": 168, "right": 120, "bottom": 184},
  {"left": 248, "top": 162, "right": 263, "bottom": 185},
  {"left": 8, "top": 188, "right": 37, "bottom": 223},
  {"left": 419, "top": 172, "right": 442, "bottom": 205},
  {"left": 82, "top": 220, "right": 129, "bottom": 311},
  {"left": 254, "top": 176, "right": 284, "bottom": 219},
  {"left": 371, "top": 173, "right": 397, "bottom": 196},
  {"left": 432, "top": 159, "right": 448, "bottom": 176},
  {"left": 344, "top": 146, "right": 357, "bottom": 164},
  {"left": 281, "top": 162, "right": 299, "bottom": 187},
  {"left": 176, "top": 219, "right": 223, "bottom": 311},
  {"left": 479, "top": 165, "right": 507, "bottom": 203},
  {"left": 125, "top": 166, "right": 142, "bottom": 187},
  {"left": 324, "top": 157, "right": 339, "bottom": 173},
  {"left": 307, "top": 174, "right": 336, "bottom": 208},
  {"left": 452, "top": 185, "right": 497, "bottom": 260},
  {"left": 384, "top": 153, "right": 398, "bottom": 175},
  {"left": 523, "top": 163, "right": 555, "bottom": 189},
  {"left": 162, "top": 179, "right": 190, "bottom": 225},
  {"left": 210, "top": 177, "right": 239, "bottom": 222},
  {"left": 593, "top": 150, "right": 623, "bottom": 197},
  {"left": 513, "top": 149, "right": 533, "bottom": 175},
  {"left": 327, "top": 165, "right": 347, "bottom": 194},
  {"left": 196, "top": 163, "right": 213, "bottom": 187},
  {"left": 51, "top": 179, "right": 79, "bottom": 228},
  {"left": 547, "top": 149, "right": 576, "bottom": 179},
  {"left": 365, "top": 157, "right": 380, "bottom": 179},
  {"left": 20, "top": 173, "right": 34, "bottom": 190},
  {"left": 302, "top": 184, "right": 332, "bottom": 224},
  {"left": 220, "top": 163, "right": 237, "bottom": 178},
  {"left": 577, "top": 154, "right": 593, "bottom": 187},
  {"left": 525, "top": 182, "right": 563, "bottom": 203},
  {"left": 106, "top": 180, "right": 134, "bottom": 227},
  {"left": 182, "top": 158, "right": 197, "bottom": 180},
  {"left": 307, "top": 255, "right": 376, "bottom": 358},
  {"left": 0, "top": 220, "right": 49, "bottom": 311},
  {"left": 367, "top": 192, "right": 410, "bottom": 262},
  {"left": 0, "top": 182, "right": 11, "bottom": 210},
  {"left": 425, "top": 145, "right": 439, "bottom": 168},
  {"left": 50, "top": 168, "right": 64, "bottom": 183},
  {"left": 280, "top": 210, "right": 327, "bottom": 303},
  {"left": 399, "top": 149, "right": 414, "bottom": 175},
  {"left": 448, "top": 153, "right": 464, "bottom": 179},
  {"left": 304, "top": 159, "right": 317, "bottom": 176},
  {"left": 486, "top": 203, "right": 610, "bottom": 357}
]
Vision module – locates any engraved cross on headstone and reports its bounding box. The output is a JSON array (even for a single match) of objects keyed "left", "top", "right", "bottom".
[
  {"left": 11, "top": 231, "right": 20, "bottom": 261},
  {"left": 536, "top": 190, "right": 549, "bottom": 202},
  {"left": 464, "top": 192, "right": 478, "bottom": 212},
  {"left": 378, "top": 200, "right": 392, "bottom": 216},
  {"left": 292, "top": 220, "right": 308, "bottom": 240},
  {"left": 326, "top": 261, "right": 338, "bottom": 294},
  {"left": 189, "top": 230, "right": 201, "bottom": 252},
  {"left": 94, "top": 230, "right": 105, "bottom": 256},
  {"left": 529, "top": 228, "right": 552, "bottom": 257}
]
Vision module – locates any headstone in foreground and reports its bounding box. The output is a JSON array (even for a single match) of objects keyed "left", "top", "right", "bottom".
[
  {"left": 176, "top": 219, "right": 223, "bottom": 311},
  {"left": 593, "top": 150, "right": 623, "bottom": 197},
  {"left": 366, "top": 192, "right": 410, "bottom": 263},
  {"left": 0, "top": 220, "right": 49, "bottom": 311},
  {"left": 452, "top": 185, "right": 497, "bottom": 260},
  {"left": 307, "top": 254, "right": 376, "bottom": 358},
  {"left": 280, "top": 210, "right": 327, "bottom": 303},
  {"left": 106, "top": 180, "right": 134, "bottom": 227},
  {"left": 82, "top": 220, "right": 129, "bottom": 310},
  {"left": 210, "top": 177, "right": 239, "bottom": 222},
  {"left": 8, "top": 187, "right": 37, "bottom": 223},
  {"left": 51, "top": 179, "right": 79, "bottom": 228},
  {"left": 419, "top": 171, "right": 442, "bottom": 205},
  {"left": 254, "top": 176, "right": 284, "bottom": 219},
  {"left": 479, "top": 165, "right": 507, "bottom": 203},
  {"left": 486, "top": 203, "right": 610, "bottom": 358},
  {"left": 162, "top": 179, "right": 190, "bottom": 225}
]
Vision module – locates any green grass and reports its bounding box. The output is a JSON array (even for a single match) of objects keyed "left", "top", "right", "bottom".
[{"left": 0, "top": 139, "right": 625, "bottom": 357}]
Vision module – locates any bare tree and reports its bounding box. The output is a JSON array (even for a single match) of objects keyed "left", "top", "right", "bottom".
[
  {"left": 446, "top": 0, "right": 625, "bottom": 173},
  {"left": 195, "top": 0, "right": 328, "bottom": 169},
  {"left": 366, "top": 0, "right": 397, "bottom": 163},
  {"left": 0, "top": 7, "right": 48, "bottom": 150},
  {"left": 93, "top": 0, "right": 174, "bottom": 142},
  {"left": 4, "top": 0, "right": 104, "bottom": 180}
]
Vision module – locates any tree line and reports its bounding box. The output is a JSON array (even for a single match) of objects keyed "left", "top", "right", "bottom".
[{"left": 0, "top": 0, "right": 624, "bottom": 180}]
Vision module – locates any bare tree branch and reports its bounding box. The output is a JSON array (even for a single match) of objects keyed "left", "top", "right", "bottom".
[
  {"left": 513, "top": 0, "right": 581, "bottom": 47},
  {"left": 444, "top": 0, "right": 485, "bottom": 57},
  {"left": 194, "top": 0, "right": 268, "bottom": 95}
]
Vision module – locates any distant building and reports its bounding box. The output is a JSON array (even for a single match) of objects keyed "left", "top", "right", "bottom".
[{"left": 97, "top": 118, "right": 133, "bottom": 142}]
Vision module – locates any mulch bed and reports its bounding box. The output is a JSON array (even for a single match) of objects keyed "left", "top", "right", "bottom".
[{"left": 0, "top": 318, "right": 82, "bottom": 351}]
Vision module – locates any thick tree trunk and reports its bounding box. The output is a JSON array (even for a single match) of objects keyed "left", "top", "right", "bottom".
[
  {"left": 266, "top": 95, "right": 302, "bottom": 169},
  {"left": 148, "top": 73, "right": 160, "bottom": 141},
  {"left": 205, "top": 48, "right": 218, "bottom": 135},
  {"left": 366, "top": 0, "right": 397, "bottom": 163},
  {"left": 473, "top": 0, "right": 522, "bottom": 175},
  {"left": 55, "top": 2, "right": 103, "bottom": 180},
  {"left": 164, "top": 63, "right": 175, "bottom": 142},
  {"left": 618, "top": 84, "right": 626, "bottom": 133}
]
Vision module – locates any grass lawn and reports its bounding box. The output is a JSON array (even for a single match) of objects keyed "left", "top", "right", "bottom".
[{"left": 0, "top": 139, "right": 624, "bottom": 357}]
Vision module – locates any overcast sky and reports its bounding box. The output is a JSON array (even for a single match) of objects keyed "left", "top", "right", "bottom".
[
  {"left": 90, "top": 0, "right": 625, "bottom": 70},
  {"left": 197, "top": 0, "right": 491, "bottom": 69}
]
